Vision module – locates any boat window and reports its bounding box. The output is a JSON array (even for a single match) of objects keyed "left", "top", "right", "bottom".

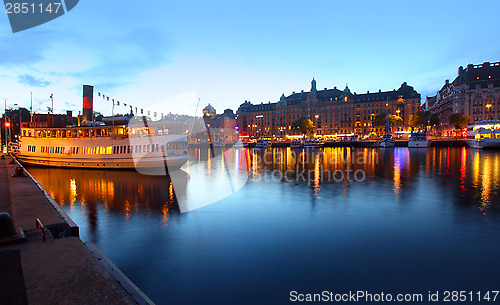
[
  {"left": 28, "top": 130, "right": 32, "bottom": 137},
  {"left": 156, "top": 144, "right": 159, "bottom": 152},
  {"left": 83, "top": 130, "right": 89, "bottom": 137},
  {"left": 96, "top": 129, "right": 101, "bottom": 137},
  {"left": 23, "top": 130, "right": 26, "bottom": 137},
  {"left": 90, "top": 130, "right": 95, "bottom": 137}
]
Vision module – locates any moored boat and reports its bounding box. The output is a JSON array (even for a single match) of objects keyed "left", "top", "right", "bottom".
[
  {"left": 255, "top": 139, "right": 272, "bottom": 148},
  {"left": 304, "top": 138, "right": 324, "bottom": 148},
  {"left": 466, "top": 120, "right": 500, "bottom": 149},
  {"left": 408, "top": 132, "right": 429, "bottom": 148},
  {"left": 378, "top": 134, "right": 395, "bottom": 148},
  {"left": 16, "top": 85, "right": 189, "bottom": 170},
  {"left": 290, "top": 139, "right": 304, "bottom": 148}
]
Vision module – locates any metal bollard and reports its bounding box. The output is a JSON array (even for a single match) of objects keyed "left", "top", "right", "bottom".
[
  {"left": 13, "top": 167, "right": 25, "bottom": 177},
  {"left": 0, "top": 213, "right": 17, "bottom": 238}
]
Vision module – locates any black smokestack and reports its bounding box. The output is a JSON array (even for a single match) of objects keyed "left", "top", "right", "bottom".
[{"left": 82, "top": 85, "right": 94, "bottom": 121}]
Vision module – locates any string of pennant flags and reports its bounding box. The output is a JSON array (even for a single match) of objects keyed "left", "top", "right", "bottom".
[{"left": 95, "top": 91, "right": 163, "bottom": 119}]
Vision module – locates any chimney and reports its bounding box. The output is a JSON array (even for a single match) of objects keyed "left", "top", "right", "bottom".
[
  {"left": 66, "top": 110, "right": 72, "bottom": 124},
  {"left": 445, "top": 79, "right": 449, "bottom": 85},
  {"left": 82, "top": 85, "right": 93, "bottom": 121}
]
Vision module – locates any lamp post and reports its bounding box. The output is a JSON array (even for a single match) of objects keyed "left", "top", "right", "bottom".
[
  {"left": 314, "top": 114, "right": 319, "bottom": 136},
  {"left": 486, "top": 104, "right": 492, "bottom": 120},
  {"left": 396, "top": 109, "right": 401, "bottom": 132},
  {"left": 5, "top": 121, "right": 10, "bottom": 146}
]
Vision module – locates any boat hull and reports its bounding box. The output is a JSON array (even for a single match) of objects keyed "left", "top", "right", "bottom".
[
  {"left": 408, "top": 140, "right": 429, "bottom": 148},
  {"left": 378, "top": 141, "right": 395, "bottom": 148},
  {"left": 17, "top": 154, "right": 189, "bottom": 170},
  {"left": 466, "top": 138, "right": 500, "bottom": 149}
]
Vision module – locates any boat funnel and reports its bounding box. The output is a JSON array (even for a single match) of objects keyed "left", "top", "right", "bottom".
[{"left": 82, "top": 85, "right": 94, "bottom": 121}]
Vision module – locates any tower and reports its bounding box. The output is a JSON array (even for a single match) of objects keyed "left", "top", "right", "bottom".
[
  {"left": 311, "top": 77, "right": 317, "bottom": 92},
  {"left": 203, "top": 104, "right": 216, "bottom": 117}
]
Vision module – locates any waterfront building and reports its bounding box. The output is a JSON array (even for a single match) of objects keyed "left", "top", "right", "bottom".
[
  {"left": 425, "top": 61, "right": 500, "bottom": 132},
  {"left": 236, "top": 79, "right": 421, "bottom": 138},
  {"left": 202, "top": 104, "right": 238, "bottom": 142}
]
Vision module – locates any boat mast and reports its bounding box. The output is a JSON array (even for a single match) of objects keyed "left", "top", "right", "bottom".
[{"left": 385, "top": 98, "right": 390, "bottom": 135}]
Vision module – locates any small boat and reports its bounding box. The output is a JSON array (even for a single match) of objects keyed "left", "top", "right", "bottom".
[
  {"left": 378, "top": 134, "right": 395, "bottom": 148},
  {"left": 408, "top": 132, "right": 429, "bottom": 148},
  {"left": 290, "top": 139, "right": 304, "bottom": 148},
  {"left": 304, "top": 138, "right": 324, "bottom": 148},
  {"left": 255, "top": 139, "right": 272, "bottom": 148},
  {"left": 212, "top": 140, "right": 226, "bottom": 148},
  {"left": 466, "top": 121, "right": 500, "bottom": 149}
]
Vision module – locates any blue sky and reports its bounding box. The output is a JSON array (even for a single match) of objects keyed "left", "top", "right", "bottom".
[{"left": 1, "top": 0, "right": 499, "bottom": 117}]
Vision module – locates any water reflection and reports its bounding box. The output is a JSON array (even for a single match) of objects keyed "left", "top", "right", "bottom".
[
  {"left": 25, "top": 147, "right": 500, "bottom": 305},
  {"left": 28, "top": 147, "right": 500, "bottom": 228},
  {"left": 28, "top": 167, "right": 186, "bottom": 240}
]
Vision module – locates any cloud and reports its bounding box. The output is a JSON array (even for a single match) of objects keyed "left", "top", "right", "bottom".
[{"left": 18, "top": 74, "right": 53, "bottom": 87}]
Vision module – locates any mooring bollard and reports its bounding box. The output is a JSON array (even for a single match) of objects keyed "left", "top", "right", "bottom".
[
  {"left": 0, "top": 213, "right": 17, "bottom": 238},
  {"left": 13, "top": 167, "right": 25, "bottom": 177}
]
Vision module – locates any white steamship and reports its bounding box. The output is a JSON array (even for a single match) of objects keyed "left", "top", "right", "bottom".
[{"left": 16, "top": 85, "right": 189, "bottom": 170}]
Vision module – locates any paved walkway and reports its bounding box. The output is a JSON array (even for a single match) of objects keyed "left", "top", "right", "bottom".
[
  {"left": 0, "top": 156, "right": 11, "bottom": 214},
  {"left": 0, "top": 156, "right": 143, "bottom": 305}
]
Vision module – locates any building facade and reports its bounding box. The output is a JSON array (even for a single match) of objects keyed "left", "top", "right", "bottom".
[
  {"left": 425, "top": 61, "right": 500, "bottom": 132},
  {"left": 202, "top": 104, "right": 238, "bottom": 142},
  {"left": 236, "top": 79, "right": 421, "bottom": 138}
]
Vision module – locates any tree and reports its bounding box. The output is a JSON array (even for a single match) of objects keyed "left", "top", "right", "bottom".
[
  {"left": 93, "top": 111, "right": 103, "bottom": 121},
  {"left": 449, "top": 113, "right": 470, "bottom": 130},
  {"left": 291, "top": 117, "right": 314, "bottom": 135},
  {"left": 372, "top": 113, "right": 403, "bottom": 127},
  {"left": 429, "top": 113, "right": 440, "bottom": 126},
  {"left": 409, "top": 111, "right": 429, "bottom": 128}
]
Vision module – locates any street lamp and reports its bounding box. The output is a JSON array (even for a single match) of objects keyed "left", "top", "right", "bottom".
[
  {"left": 486, "top": 104, "right": 493, "bottom": 119},
  {"left": 5, "top": 121, "right": 10, "bottom": 145}
]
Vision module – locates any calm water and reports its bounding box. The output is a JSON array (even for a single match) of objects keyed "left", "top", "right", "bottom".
[{"left": 28, "top": 147, "right": 500, "bottom": 304}]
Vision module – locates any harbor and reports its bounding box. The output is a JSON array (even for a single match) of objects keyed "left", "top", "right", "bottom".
[
  {"left": 1, "top": 1, "right": 500, "bottom": 303},
  {"left": 11, "top": 145, "right": 500, "bottom": 305}
]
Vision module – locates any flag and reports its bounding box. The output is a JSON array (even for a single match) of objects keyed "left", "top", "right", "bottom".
[
  {"left": 154, "top": 112, "right": 157, "bottom": 117},
  {"left": 107, "top": 97, "right": 109, "bottom": 101},
  {"left": 50, "top": 94, "right": 53, "bottom": 99},
  {"left": 98, "top": 92, "right": 101, "bottom": 96},
  {"left": 117, "top": 101, "right": 120, "bottom": 106},
  {"left": 141, "top": 109, "right": 143, "bottom": 114}
]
